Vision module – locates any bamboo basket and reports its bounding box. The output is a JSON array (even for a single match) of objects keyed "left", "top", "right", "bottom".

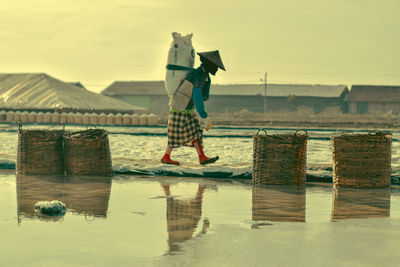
[
  {"left": 148, "top": 113, "right": 158, "bottom": 125},
  {"left": 42, "top": 112, "right": 52, "bottom": 123},
  {"left": 98, "top": 113, "right": 107, "bottom": 125},
  {"left": 139, "top": 114, "right": 148, "bottom": 125},
  {"left": 114, "top": 113, "right": 123, "bottom": 125},
  {"left": 64, "top": 129, "right": 112, "bottom": 176},
  {"left": 36, "top": 112, "right": 44, "bottom": 123},
  {"left": 17, "top": 126, "right": 64, "bottom": 175},
  {"left": 0, "top": 110, "right": 7, "bottom": 121},
  {"left": 89, "top": 113, "right": 98, "bottom": 125},
  {"left": 105, "top": 114, "right": 115, "bottom": 125},
  {"left": 122, "top": 114, "right": 131, "bottom": 125},
  {"left": 14, "top": 112, "right": 22, "bottom": 122},
  {"left": 28, "top": 112, "right": 37, "bottom": 123},
  {"left": 73, "top": 113, "right": 83, "bottom": 124},
  {"left": 81, "top": 113, "right": 90, "bottom": 125},
  {"left": 131, "top": 114, "right": 140, "bottom": 125},
  {"left": 331, "top": 131, "right": 392, "bottom": 188},
  {"left": 59, "top": 113, "right": 68, "bottom": 124},
  {"left": 21, "top": 111, "right": 29, "bottom": 123},
  {"left": 252, "top": 129, "right": 308, "bottom": 185},
  {"left": 50, "top": 113, "right": 59, "bottom": 123},
  {"left": 6, "top": 111, "right": 15, "bottom": 122},
  {"left": 67, "top": 113, "right": 75, "bottom": 124}
]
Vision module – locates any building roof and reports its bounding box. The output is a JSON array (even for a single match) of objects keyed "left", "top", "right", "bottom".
[
  {"left": 345, "top": 85, "right": 400, "bottom": 102},
  {"left": 102, "top": 81, "right": 166, "bottom": 96},
  {"left": 0, "top": 73, "right": 144, "bottom": 111},
  {"left": 102, "top": 81, "right": 349, "bottom": 98},
  {"left": 67, "top": 81, "right": 86, "bottom": 89},
  {"left": 210, "top": 84, "right": 349, "bottom": 97}
]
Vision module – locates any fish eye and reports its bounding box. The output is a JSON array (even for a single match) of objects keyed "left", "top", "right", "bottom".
[{"left": 174, "top": 44, "right": 178, "bottom": 48}]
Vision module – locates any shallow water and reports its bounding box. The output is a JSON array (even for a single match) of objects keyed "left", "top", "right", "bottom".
[{"left": 1, "top": 173, "right": 400, "bottom": 266}]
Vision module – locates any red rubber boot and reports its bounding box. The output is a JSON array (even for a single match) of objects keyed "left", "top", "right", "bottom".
[
  {"left": 192, "top": 139, "right": 219, "bottom": 165},
  {"left": 161, "top": 154, "right": 180, "bottom": 165},
  {"left": 161, "top": 146, "right": 180, "bottom": 165}
]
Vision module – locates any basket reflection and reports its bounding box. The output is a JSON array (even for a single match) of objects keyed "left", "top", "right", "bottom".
[
  {"left": 252, "top": 185, "right": 306, "bottom": 223},
  {"left": 331, "top": 187, "right": 390, "bottom": 221},
  {"left": 17, "top": 174, "right": 112, "bottom": 221}
]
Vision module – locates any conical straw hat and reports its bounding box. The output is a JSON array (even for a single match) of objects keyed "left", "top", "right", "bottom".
[{"left": 197, "top": 50, "right": 225, "bottom": 71}]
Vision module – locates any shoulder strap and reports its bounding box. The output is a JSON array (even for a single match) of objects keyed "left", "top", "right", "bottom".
[{"left": 166, "top": 64, "right": 196, "bottom": 71}]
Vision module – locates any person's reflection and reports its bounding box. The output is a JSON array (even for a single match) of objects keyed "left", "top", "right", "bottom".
[
  {"left": 17, "top": 174, "right": 112, "bottom": 222},
  {"left": 252, "top": 185, "right": 306, "bottom": 227},
  {"left": 162, "top": 184, "right": 209, "bottom": 253},
  {"left": 331, "top": 187, "right": 390, "bottom": 221}
]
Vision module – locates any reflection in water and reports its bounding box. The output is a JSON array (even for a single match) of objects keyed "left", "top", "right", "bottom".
[
  {"left": 162, "top": 184, "right": 209, "bottom": 253},
  {"left": 17, "top": 175, "right": 112, "bottom": 222},
  {"left": 331, "top": 187, "right": 390, "bottom": 221},
  {"left": 252, "top": 185, "right": 306, "bottom": 225}
]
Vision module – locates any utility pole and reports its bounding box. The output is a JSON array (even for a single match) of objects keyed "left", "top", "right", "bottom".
[{"left": 264, "top": 72, "right": 268, "bottom": 113}]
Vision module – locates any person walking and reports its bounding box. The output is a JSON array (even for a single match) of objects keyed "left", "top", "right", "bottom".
[{"left": 161, "top": 50, "right": 225, "bottom": 165}]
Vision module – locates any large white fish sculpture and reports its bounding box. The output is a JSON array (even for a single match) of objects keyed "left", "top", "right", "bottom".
[{"left": 165, "top": 32, "right": 195, "bottom": 96}]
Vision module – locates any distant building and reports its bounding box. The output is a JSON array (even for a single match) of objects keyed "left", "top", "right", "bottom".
[
  {"left": 102, "top": 81, "right": 349, "bottom": 114},
  {"left": 208, "top": 84, "right": 349, "bottom": 113},
  {"left": 345, "top": 85, "right": 400, "bottom": 114},
  {"left": 0, "top": 73, "right": 143, "bottom": 113},
  {"left": 101, "top": 81, "right": 168, "bottom": 112}
]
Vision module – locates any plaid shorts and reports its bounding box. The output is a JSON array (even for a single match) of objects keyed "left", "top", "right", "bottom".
[{"left": 167, "top": 111, "right": 203, "bottom": 148}]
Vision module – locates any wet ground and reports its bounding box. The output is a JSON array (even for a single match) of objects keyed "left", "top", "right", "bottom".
[{"left": 1, "top": 172, "right": 400, "bottom": 266}]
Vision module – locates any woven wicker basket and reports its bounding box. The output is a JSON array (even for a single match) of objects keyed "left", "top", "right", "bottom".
[
  {"left": 252, "top": 129, "right": 308, "bottom": 185},
  {"left": 252, "top": 185, "right": 305, "bottom": 222},
  {"left": 331, "top": 187, "right": 390, "bottom": 221},
  {"left": 331, "top": 131, "right": 392, "bottom": 188},
  {"left": 64, "top": 129, "right": 113, "bottom": 176},
  {"left": 17, "top": 128, "right": 64, "bottom": 175}
]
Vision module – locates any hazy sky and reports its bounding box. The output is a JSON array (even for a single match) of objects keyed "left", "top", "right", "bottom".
[{"left": 1, "top": 0, "right": 399, "bottom": 92}]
